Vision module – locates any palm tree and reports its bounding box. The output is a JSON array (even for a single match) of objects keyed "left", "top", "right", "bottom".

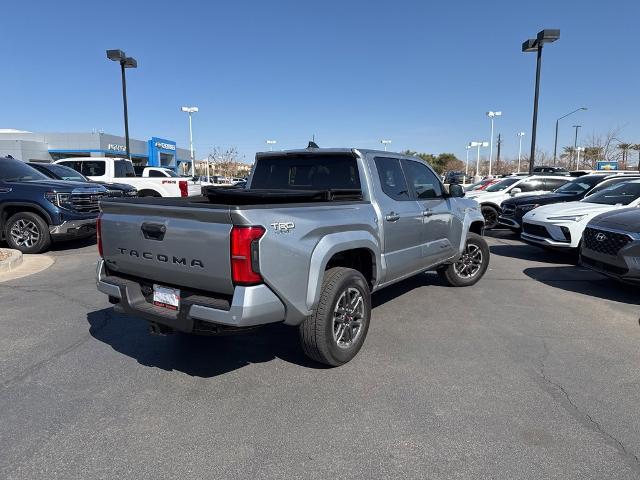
[
  {"left": 618, "top": 143, "right": 632, "bottom": 169},
  {"left": 631, "top": 144, "right": 640, "bottom": 170}
]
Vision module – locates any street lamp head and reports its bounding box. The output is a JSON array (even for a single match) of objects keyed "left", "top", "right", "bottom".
[
  {"left": 517, "top": 132, "right": 526, "bottom": 137},
  {"left": 481, "top": 142, "right": 489, "bottom": 147},
  {"left": 522, "top": 39, "right": 538, "bottom": 52},
  {"left": 380, "top": 139, "right": 392, "bottom": 144},
  {"left": 265, "top": 140, "right": 277, "bottom": 144},
  {"left": 537, "top": 29, "right": 560, "bottom": 44},
  {"left": 486, "top": 111, "right": 502, "bottom": 118},
  {"left": 123, "top": 57, "right": 137, "bottom": 68},
  {"left": 181, "top": 106, "right": 199, "bottom": 113},
  {"left": 465, "top": 145, "right": 471, "bottom": 150},
  {"left": 106, "top": 49, "right": 126, "bottom": 61}
]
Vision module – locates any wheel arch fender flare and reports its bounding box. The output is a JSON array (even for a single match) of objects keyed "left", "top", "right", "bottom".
[
  {"left": 306, "top": 231, "right": 381, "bottom": 311},
  {"left": 458, "top": 209, "right": 485, "bottom": 255},
  {"left": 0, "top": 202, "right": 54, "bottom": 227}
]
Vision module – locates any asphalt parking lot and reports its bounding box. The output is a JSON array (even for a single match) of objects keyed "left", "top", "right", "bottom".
[{"left": 1, "top": 232, "right": 639, "bottom": 479}]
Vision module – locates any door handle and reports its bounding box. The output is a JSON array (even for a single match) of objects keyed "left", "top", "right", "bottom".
[
  {"left": 385, "top": 212, "right": 400, "bottom": 222},
  {"left": 422, "top": 209, "right": 433, "bottom": 217}
]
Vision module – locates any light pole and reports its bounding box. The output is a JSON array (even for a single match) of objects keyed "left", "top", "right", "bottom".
[
  {"left": 265, "top": 139, "right": 277, "bottom": 151},
  {"left": 180, "top": 106, "right": 198, "bottom": 176},
  {"left": 469, "top": 141, "right": 489, "bottom": 180},
  {"left": 380, "top": 139, "right": 392, "bottom": 151},
  {"left": 575, "top": 146, "right": 584, "bottom": 170},
  {"left": 553, "top": 107, "right": 587, "bottom": 164},
  {"left": 486, "top": 111, "right": 502, "bottom": 177},
  {"left": 106, "top": 49, "right": 137, "bottom": 161},
  {"left": 517, "top": 132, "right": 526, "bottom": 173},
  {"left": 522, "top": 29, "right": 561, "bottom": 174},
  {"left": 465, "top": 145, "right": 471, "bottom": 183},
  {"left": 572, "top": 125, "right": 581, "bottom": 166}
]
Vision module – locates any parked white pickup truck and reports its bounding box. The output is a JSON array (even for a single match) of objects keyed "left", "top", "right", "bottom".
[{"left": 54, "top": 158, "right": 200, "bottom": 197}]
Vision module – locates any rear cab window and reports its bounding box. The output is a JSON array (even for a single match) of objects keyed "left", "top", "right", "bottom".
[{"left": 251, "top": 154, "right": 361, "bottom": 190}]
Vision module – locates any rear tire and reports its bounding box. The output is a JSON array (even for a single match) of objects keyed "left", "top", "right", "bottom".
[
  {"left": 481, "top": 205, "right": 499, "bottom": 229},
  {"left": 299, "top": 267, "right": 371, "bottom": 367},
  {"left": 438, "top": 232, "right": 489, "bottom": 287},
  {"left": 4, "top": 212, "right": 52, "bottom": 254}
]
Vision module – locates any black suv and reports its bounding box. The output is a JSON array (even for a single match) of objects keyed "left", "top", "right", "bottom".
[
  {"left": 28, "top": 162, "right": 137, "bottom": 197},
  {"left": 0, "top": 157, "right": 106, "bottom": 253},
  {"left": 499, "top": 173, "right": 640, "bottom": 231}
]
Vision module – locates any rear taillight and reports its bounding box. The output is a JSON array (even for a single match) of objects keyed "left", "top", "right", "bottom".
[
  {"left": 179, "top": 180, "right": 188, "bottom": 197},
  {"left": 96, "top": 215, "right": 103, "bottom": 257},
  {"left": 230, "top": 226, "right": 265, "bottom": 285}
]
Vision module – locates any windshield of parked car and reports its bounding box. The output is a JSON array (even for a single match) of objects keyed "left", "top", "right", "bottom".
[
  {"left": 163, "top": 169, "right": 180, "bottom": 177},
  {"left": 0, "top": 159, "right": 49, "bottom": 181},
  {"left": 484, "top": 177, "right": 520, "bottom": 192},
  {"left": 41, "top": 163, "right": 88, "bottom": 181},
  {"left": 554, "top": 175, "right": 606, "bottom": 194},
  {"left": 251, "top": 154, "right": 361, "bottom": 190},
  {"left": 583, "top": 181, "right": 640, "bottom": 205}
]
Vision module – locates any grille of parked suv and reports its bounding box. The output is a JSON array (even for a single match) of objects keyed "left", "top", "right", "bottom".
[
  {"left": 583, "top": 227, "right": 632, "bottom": 256},
  {"left": 522, "top": 222, "right": 551, "bottom": 239},
  {"left": 70, "top": 192, "right": 104, "bottom": 213}
]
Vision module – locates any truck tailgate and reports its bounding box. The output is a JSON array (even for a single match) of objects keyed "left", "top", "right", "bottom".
[{"left": 100, "top": 201, "right": 235, "bottom": 295}]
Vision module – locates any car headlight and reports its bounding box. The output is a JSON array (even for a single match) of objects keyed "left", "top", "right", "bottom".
[
  {"left": 546, "top": 215, "right": 586, "bottom": 222},
  {"left": 519, "top": 204, "right": 539, "bottom": 212},
  {"left": 45, "top": 191, "right": 73, "bottom": 209}
]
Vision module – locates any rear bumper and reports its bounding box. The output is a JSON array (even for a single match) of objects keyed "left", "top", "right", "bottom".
[
  {"left": 95, "top": 260, "right": 286, "bottom": 332},
  {"left": 50, "top": 218, "right": 97, "bottom": 238}
]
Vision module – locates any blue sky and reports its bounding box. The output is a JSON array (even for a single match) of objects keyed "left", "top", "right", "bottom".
[{"left": 2, "top": 0, "right": 639, "bottom": 163}]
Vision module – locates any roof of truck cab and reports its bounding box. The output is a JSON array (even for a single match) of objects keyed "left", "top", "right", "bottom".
[{"left": 255, "top": 148, "right": 426, "bottom": 159}]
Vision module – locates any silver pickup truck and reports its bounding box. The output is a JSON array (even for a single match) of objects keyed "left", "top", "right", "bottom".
[{"left": 96, "top": 148, "right": 488, "bottom": 366}]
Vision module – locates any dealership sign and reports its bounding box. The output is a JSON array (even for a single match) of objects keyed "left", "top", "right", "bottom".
[
  {"left": 107, "top": 143, "right": 126, "bottom": 152},
  {"left": 155, "top": 141, "right": 176, "bottom": 151},
  {"left": 596, "top": 161, "right": 618, "bottom": 171}
]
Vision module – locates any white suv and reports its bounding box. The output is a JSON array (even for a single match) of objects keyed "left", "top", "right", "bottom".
[{"left": 466, "top": 175, "right": 571, "bottom": 228}]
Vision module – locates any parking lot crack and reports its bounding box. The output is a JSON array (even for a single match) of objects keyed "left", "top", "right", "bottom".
[
  {"left": 0, "top": 310, "right": 111, "bottom": 391},
  {"left": 536, "top": 340, "right": 640, "bottom": 472}
]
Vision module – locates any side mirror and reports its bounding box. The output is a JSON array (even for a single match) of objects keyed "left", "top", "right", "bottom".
[
  {"left": 510, "top": 187, "right": 522, "bottom": 196},
  {"left": 449, "top": 183, "right": 465, "bottom": 198}
]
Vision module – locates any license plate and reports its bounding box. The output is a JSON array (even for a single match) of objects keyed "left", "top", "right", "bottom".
[{"left": 153, "top": 284, "right": 180, "bottom": 311}]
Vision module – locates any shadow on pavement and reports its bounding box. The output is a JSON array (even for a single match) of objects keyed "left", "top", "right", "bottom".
[
  {"left": 490, "top": 244, "right": 575, "bottom": 265},
  {"left": 523, "top": 265, "right": 640, "bottom": 305},
  {"left": 50, "top": 236, "right": 97, "bottom": 252},
  {"left": 87, "top": 272, "right": 445, "bottom": 376},
  {"left": 87, "top": 308, "right": 324, "bottom": 378}
]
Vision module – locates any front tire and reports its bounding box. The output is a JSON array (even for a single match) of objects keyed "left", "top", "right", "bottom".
[
  {"left": 438, "top": 232, "right": 489, "bottom": 287},
  {"left": 299, "top": 267, "right": 371, "bottom": 367},
  {"left": 481, "top": 205, "right": 499, "bottom": 229},
  {"left": 4, "top": 212, "right": 52, "bottom": 254}
]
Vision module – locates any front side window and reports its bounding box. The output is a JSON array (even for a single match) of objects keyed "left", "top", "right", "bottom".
[
  {"left": 81, "top": 161, "right": 106, "bottom": 177},
  {"left": 403, "top": 160, "right": 443, "bottom": 199},
  {"left": 58, "top": 160, "right": 82, "bottom": 173},
  {"left": 0, "top": 159, "right": 48, "bottom": 181},
  {"left": 374, "top": 157, "right": 411, "bottom": 201}
]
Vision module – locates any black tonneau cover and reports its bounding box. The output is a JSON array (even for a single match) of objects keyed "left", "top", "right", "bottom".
[{"left": 203, "top": 187, "right": 363, "bottom": 205}]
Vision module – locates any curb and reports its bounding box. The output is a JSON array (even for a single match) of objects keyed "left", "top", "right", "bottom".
[{"left": 0, "top": 249, "right": 23, "bottom": 273}]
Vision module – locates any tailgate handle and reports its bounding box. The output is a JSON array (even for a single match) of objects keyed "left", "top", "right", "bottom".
[{"left": 141, "top": 222, "right": 166, "bottom": 241}]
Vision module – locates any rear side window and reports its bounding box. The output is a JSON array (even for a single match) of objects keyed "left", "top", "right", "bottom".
[
  {"left": 545, "top": 178, "right": 570, "bottom": 191},
  {"left": 82, "top": 161, "right": 106, "bottom": 176},
  {"left": 148, "top": 170, "right": 165, "bottom": 177},
  {"left": 250, "top": 154, "right": 360, "bottom": 190},
  {"left": 58, "top": 160, "right": 82, "bottom": 172},
  {"left": 114, "top": 160, "right": 135, "bottom": 177},
  {"left": 518, "top": 179, "right": 543, "bottom": 192},
  {"left": 403, "top": 160, "right": 443, "bottom": 199},
  {"left": 374, "top": 157, "right": 411, "bottom": 201}
]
